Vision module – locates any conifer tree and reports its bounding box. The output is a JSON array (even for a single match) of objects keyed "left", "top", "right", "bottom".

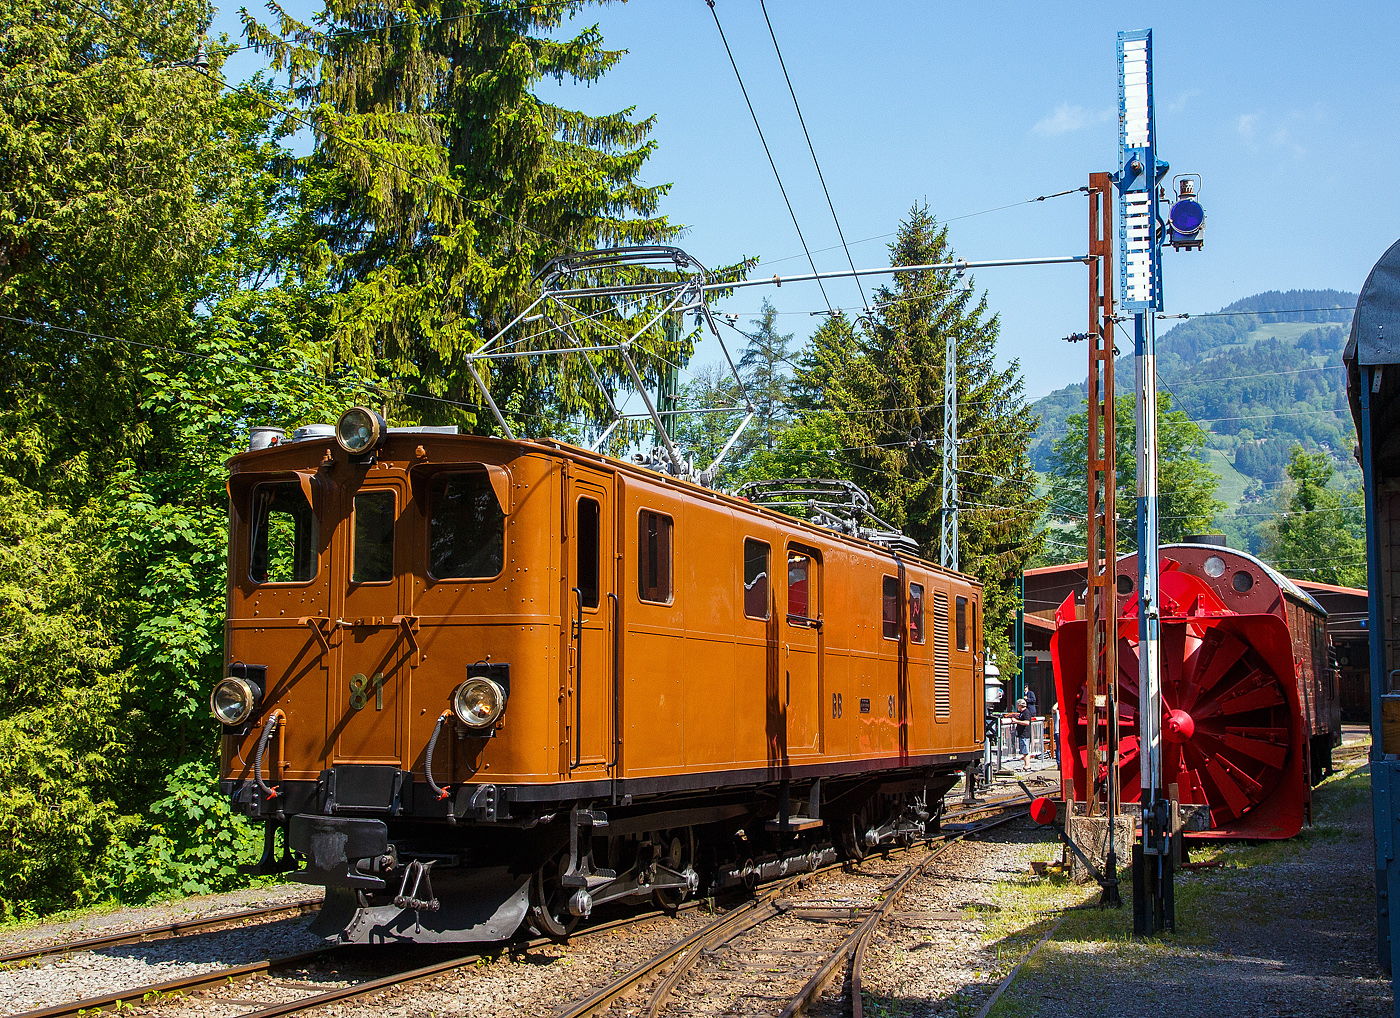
[
  {"left": 738, "top": 300, "right": 795, "bottom": 452},
  {"left": 245, "top": 1, "right": 699, "bottom": 431},
  {"left": 754, "top": 204, "right": 1044, "bottom": 675}
]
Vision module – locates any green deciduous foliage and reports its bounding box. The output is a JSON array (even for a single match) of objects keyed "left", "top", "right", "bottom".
[
  {"left": 1042, "top": 393, "right": 1225, "bottom": 564},
  {"left": 1260, "top": 446, "right": 1366, "bottom": 586}
]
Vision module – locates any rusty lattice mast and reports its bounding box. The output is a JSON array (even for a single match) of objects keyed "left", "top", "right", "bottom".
[{"left": 1084, "top": 172, "right": 1119, "bottom": 821}]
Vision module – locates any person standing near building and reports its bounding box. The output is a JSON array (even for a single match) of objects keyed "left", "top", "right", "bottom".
[
  {"left": 1024, "top": 685, "right": 1038, "bottom": 718},
  {"left": 1013, "top": 697, "right": 1033, "bottom": 767}
]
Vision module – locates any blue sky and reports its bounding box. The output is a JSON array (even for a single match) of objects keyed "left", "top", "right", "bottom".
[{"left": 214, "top": 1, "right": 1400, "bottom": 399}]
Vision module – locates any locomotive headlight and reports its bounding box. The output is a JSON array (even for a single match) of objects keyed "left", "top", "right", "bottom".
[
  {"left": 211, "top": 677, "right": 260, "bottom": 726},
  {"left": 335, "top": 406, "right": 387, "bottom": 456},
  {"left": 452, "top": 677, "right": 506, "bottom": 729}
]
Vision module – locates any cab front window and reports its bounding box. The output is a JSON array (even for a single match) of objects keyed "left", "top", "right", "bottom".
[{"left": 250, "top": 481, "right": 318, "bottom": 583}]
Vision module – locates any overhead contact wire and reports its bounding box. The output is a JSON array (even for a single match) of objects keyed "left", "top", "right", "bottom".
[
  {"left": 757, "top": 0, "right": 866, "bottom": 310},
  {"left": 705, "top": 0, "right": 833, "bottom": 313}
]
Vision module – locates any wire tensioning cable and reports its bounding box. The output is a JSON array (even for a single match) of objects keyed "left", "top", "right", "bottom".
[{"left": 705, "top": 0, "right": 832, "bottom": 312}]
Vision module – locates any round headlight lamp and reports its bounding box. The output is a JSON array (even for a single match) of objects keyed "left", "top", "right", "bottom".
[
  {"left": 336, "top": 406, "right": 387, "bottom": 456},
  {"left": 211, "top": 677, "right": 260, "bottom": 726},
  {"left": 452, "top": 677, "right": 507, "bottom": 729}
]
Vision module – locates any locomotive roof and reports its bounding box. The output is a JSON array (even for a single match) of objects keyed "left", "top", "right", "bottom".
[{"left": 228, "top": 429, "right": 977, "bottom": 587}]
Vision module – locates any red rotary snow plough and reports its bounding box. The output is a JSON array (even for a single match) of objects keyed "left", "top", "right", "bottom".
[{"left": 1051, "top": 544, "right": 1338, "bottom": 840}]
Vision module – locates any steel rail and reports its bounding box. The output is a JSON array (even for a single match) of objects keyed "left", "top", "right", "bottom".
[
  {"left": 0, "top": 900, "right": 324, "bottom": 966},
  {"left": 555, "top": 864, "right": 839, "bottom": 1018},
  {"left": 11, "top": 947, "right": 335, "bottom": 1018},
  {"left": 786, "top": 807, "right": 1032, "bottom": 1018},
  {"left": 11, "top": 900, "right": 697, "bottom": 1018}
]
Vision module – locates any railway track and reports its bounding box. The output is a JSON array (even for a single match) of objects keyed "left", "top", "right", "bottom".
[
  {"left": 10, "top": 803, "right": 1038, "bottom": 1018},
  {"left": 555, "top": 806, "right": 1031, "bottom": 1018},
  {"left": 0, "top": 900, "right": 324, "bottom": 967}
]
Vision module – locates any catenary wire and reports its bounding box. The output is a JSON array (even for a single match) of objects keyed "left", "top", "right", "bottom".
[
  {"left": 758, "top": 186, "right": 1089, "bottom": 270},
  {"left": 757, "top": 0, "right": 866, "bottom": 309},
  {"left": 705, "top": 0, "right": 832, "bottom": 312}
]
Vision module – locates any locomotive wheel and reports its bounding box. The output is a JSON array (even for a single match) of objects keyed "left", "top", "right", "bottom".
[
  {"left": 651, "top": 827, "right": 695, "bottom": 910},
  {"left": 527, "top": 856, "right": 580, "bottom": 940},
  {"left": 837, "top": 801, "right": 873, "bottom": 862}
]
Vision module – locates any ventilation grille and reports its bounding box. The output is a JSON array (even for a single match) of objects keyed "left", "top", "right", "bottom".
[{"left": 933, "top": 592, "right": 950, "bottom": 720}]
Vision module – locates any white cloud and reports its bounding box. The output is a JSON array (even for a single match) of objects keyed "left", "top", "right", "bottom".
[
  {"left": 1237, "top": 113, "right": 1260, "bottom": 147},
  {"left": 1166, "top": 89, "right": 1203, "bottom": 114},
  {"left": 1032, "top": 103, "right": 1110, "bottom": 137}
]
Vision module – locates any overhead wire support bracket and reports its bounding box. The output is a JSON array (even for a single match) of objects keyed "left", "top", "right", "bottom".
[{"left": 461, "top": 245, "right": 755, "bottom": 487}]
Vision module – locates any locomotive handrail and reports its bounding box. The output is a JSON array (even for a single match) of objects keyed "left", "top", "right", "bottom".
[
  {"left": 609, "top": 591, "right": 621, "bottom": 787},
  {"left": 297, "top": 616, "right": 331, "bottom": 654},
  {"left": 572, "top": 586, "right": 584, "bottom": 768}
]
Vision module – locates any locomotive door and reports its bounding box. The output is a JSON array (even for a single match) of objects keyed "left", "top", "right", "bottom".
[
  {"left": 332, "top": 479, "right": 410, "bottom": 764},
  {"left": 567, "top": 467, "right": 615, "bottom": 773},
  {"left": 783, "top": 544, "right": 822, "bottom": 756}
]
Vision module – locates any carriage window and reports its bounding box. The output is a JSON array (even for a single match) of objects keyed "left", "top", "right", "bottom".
[
  {"left": 577, "top": 498, "right": 600, "bottom": 609},
  {"left": 956, "top": 595, "right": 968, "bottom": 651},
  {"left": 882, "top": 576, "right": 899, "bottom": 639},
  {"left": 744, "top": 539, "right": 770, "bottom": 619},
  {"left": 909, "top": 582, "right": 925, "bottom": 643},
  {"left": 638, "top": 510, "right": 673, "bottom": 603},
  {"left": 250, "top": 481, "right": 317, "bottom": 583},
  {"left": 429, "top": 471, "right": 505, "bottom": 579},
  {"left": 788, "top": 552, "right": 811, "bottom": 619},
  {"left": 352, "top": 490, "right": 395, "bottom": 583}
]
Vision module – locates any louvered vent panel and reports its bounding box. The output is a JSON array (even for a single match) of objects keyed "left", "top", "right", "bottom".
[{"left": 934, "top": 592, "right": 950, "bottom": 720}]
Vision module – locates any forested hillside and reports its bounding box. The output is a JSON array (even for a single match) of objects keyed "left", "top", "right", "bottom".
[{"left": 1030, "top": 290, "right": 1358, "bottom": 555}]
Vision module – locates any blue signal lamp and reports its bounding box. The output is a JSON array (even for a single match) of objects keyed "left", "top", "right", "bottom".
[{"left": 1167, "top": 175, "right": 1204, "bottom": 251}]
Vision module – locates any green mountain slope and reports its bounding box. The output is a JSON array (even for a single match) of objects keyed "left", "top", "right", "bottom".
[{"left": 1029, "top": 289, "right": 1357, "bottom": 552}]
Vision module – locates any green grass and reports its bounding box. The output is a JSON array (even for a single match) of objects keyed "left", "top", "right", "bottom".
[
  {"left": 984, "top": 745, "right": 1375, "bottom": 1016},
  {"left": 1202, "top": 447, "right": 1250, "bottom": 511}
]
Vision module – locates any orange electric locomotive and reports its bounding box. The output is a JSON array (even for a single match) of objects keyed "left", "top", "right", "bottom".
[{"left": 214, "top": 408, "right": 984, "bottom": 944}]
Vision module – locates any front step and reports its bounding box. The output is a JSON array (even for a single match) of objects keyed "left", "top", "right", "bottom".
[{"left": 764, "top": 816, "right": 825, "bottom": 832}]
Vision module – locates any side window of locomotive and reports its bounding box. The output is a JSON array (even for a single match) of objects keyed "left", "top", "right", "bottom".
[
  {"left": 743, "top": 538, "right": 770, "bottom": 619},
  {"left": 788, "top": 552, "right": 811, "bottom": 620},
  {"left": 351, "top": 490, "right": 395, "bottom": 584},
  {"left": 882, "top": 576, "right": 899, "bottom": 639},
  {"left": 956, "top": 595, "right": 968, "bottom": 651},
  {"left": 909, "top": 582, "right": 925, "bottom": 643},
  {"left": 250, "top": 481, "right": 317, "bottom": 584},
  {"left": 638, "top": 510, "right": 673, "bottom": 604},
  {"left": 577, "top": 497, "right": 600, "bottom": 609},
  {"left": 428, "top": 471, "right": 505, "bottom": 579}
]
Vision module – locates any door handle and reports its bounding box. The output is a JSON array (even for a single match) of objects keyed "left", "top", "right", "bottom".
[{"left": 298, "top": 617, "right": 331, "bottom": 654}]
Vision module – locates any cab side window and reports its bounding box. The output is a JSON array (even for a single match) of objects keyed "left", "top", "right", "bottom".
[
  {"left": 909, "top": 582, "right": 925, "bottom": 643},
  {"left": 639, "top": 510, "right": 673, "bottom": 603},
  {"left": 429, "top": 471, "right": 505, "bottom": 579},
  {"left": 882, "top": 576, "right": 899, "bottom": 639},
  {"left": 250, "top": 481, "right": 317, "bottom": 583},
  {"left": 352, "top": 490, "right": 395, "bottom": 584},
  {"left": 956, "top": 595, "right": 969, "bottom": 651},
  {"left": 788, "top": 552, "right": 811, "bottom": 619},
  {"left": 743, "top": 539, "right": 770, "bottom": 619},
  {"left": 577, "top": 498, "right": 600, "bottom": 609}
]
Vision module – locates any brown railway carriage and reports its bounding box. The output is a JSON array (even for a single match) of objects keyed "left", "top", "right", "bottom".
[{"left": 218, "top": 419, "right": 983, "bottom": 943}]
